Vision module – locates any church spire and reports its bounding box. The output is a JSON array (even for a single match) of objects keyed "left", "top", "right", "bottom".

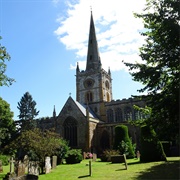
[
  {"left": 53, "top": 105, "right": 56, "bottom": 119},
  {"left": 86, "top": 11, "right": 101, "bottom": 71}
]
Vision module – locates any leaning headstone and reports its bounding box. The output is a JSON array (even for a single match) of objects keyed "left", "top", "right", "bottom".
[
  {"left": 83, "top": 152, "right": 87, "bottom": 159},
  {"left": 0, "top": 160, "right": 3, "bottom": 173},
  {"left": 52, "top": 156, "right": 57, "bottom": 169},
  {"left": 28, "top": 161, "right": 39, "bottom": 176},
  {"left": 45, "top": 157, "right": 51, "bottom": 174}
]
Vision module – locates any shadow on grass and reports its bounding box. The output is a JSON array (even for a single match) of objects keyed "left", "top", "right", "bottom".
[
  {"left": 78, "top": 175, "right": 91, "bottom": 178},
  {"left": 136, "top": 160, "right": 180, "bottom": 180}
]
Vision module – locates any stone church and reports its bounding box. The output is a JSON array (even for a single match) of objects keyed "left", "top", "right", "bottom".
[{"left": 38, "top": 12, "right": 145, "bottom": 154}]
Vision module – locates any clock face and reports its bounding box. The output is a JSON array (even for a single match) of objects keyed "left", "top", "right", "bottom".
[{"left": 84, "top": 79, "right": 94, "bottom": 88}]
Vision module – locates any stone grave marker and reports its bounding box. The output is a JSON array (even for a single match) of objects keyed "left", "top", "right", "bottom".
[
  {"left": 15, "top": 160, "right": 25, "bottom": 177},
  {"left": 28, "top": 161, "right": 39, "bottom": 176},
  {"left": 0, "top": 160, "right": 3, "bottom": 173},
  {"left": 45, "top": 157, "right": 51, "bottom": 174},
  {"left": 52, "top": 156, "right": 57, "bottom": 169},
  {"left": 9, "top": 157, "right": 15, "bottom": 174},
  {"left": 23, "top": 155, "right": 29, "bottom": 173},
  {"left": 92, "top": 153, "right": 97, "bottom": 162}
]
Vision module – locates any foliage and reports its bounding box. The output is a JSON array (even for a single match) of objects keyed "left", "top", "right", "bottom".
[
  {"left": 124, "top": 0, "right": 179, "bottom": 141},
  {"left": 100, "top": 149, "right": 119, "bottom": 162},
  {"left": 0, "top": 154, "right": 9, "bottom": 165},
  {"left": 7, "top": 128, "right": 66, "bottom": 173},
  {"left": 113, "top": 125, "right": 135, "bottom": 158},
  {"left": 17, "top": 92, "right": 39, "bottom": 130},
  {"left": 0, "top": 97, "right": 16, "bottom": 152},
  {"left": 140, "top": 125, "right": 166, "bottom": 162},
  {"left": 0, "top": 36, "right": 15, "bottom": 86},
  {"left": 65, "top": 149, "right": 83, "bottom": 164}
]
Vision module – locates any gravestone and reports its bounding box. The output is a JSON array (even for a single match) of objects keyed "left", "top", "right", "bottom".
[
  {"left": 9, "top": 157, "right": 15, "bottom": 174},
  {"left": 45, "top": 157, "right": 51, "bottom": 174},
  {"left": 28, "top": 161, "right": 39, "bottom": 176},
  {"left": 83, "top": 152, "right": 87, "bottom": 159},
  {"left": 111, "top": 154, "right": 128, "bottom": 170},
  {"left": 15, "top": 160, "right": 25, "bottom": 177},
  {"left": 23, "top": 155, "right": 29, "bottom": 173},
  {"left": 0, "top": 160, "right": 3, "bottom": 173},
  {"left": 52, "top": 156, "right": 57, "bottom": 169},
  {"left": 92, "top": 153, "right": 97, "bottom": 162}
]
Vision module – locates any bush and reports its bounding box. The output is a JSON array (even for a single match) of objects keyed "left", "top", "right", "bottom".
[
  {"left": 65, "top": 149, "right": 82, "bottom": 164},
  {"left": 0, "top": 154, "right": 9, "bottom": 165},
  {"left": 113, "top": 125, "right": 135, "bottom": 158},
  {"left": 140, "top": 125, "right": 166, "bottom": 162},
  {"left": 100, "top": 150, "right": 119, "bottom": 162}
]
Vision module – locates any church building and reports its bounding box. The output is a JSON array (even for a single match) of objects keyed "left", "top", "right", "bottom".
[{"left": 40, "top": 12, "right": 146, "bottom": 154}]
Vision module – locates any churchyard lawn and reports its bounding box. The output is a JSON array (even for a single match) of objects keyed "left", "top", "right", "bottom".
[{"left": 0, "top": 157, "right": 179, "bottom": 180}]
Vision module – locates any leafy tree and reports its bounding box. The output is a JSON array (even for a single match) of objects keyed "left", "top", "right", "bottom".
[
  {"left": 17, "top": 92, "right": 39, "bottom": 130},
  {"left": 124, "top": 0, "right": 179, "bottom": 141},
  {"left": 0, "top": 97, "right": 16, "bottom": 152},
  {"left": 0, "top": 36, "right": 15, "bottom": 86},
  {"left": 8, "top": 128, "right": 67, "bottom": 173}
]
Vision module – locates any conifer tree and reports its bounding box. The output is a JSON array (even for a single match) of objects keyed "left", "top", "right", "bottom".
[{"left": 17, "top": 92, "right": 39, "bottom": 130}]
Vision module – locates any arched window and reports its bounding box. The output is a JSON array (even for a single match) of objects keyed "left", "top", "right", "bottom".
[
  {"left": 106, "top": 92, "right": 110, "bottom": 102},
  {"left": 124, "top": 107, "right": 132, "bottom": 121},
  {"left": 86, "top": 91, "right": 93, "bottom": 103},
  {"left": 107, "top": 109, "right": 114, "bottom": 122},
  {"left": 63, "top": 117, "right": 77, "bottom": 147},
  {"left": 100, "top": 130, "right": 110, "bottom": 150},
  {"left": 115, "top": 108, "right": 123, "bottom": 122}
]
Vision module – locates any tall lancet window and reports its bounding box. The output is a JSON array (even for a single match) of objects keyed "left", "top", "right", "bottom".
[
  {"left": 86, "top": 91, "right": 93, "bottom": 103},
  {"left": 63, "top": 117, "right": 77, "bottom": 147}
]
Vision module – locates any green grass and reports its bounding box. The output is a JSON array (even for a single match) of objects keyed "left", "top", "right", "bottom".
[{"left": 0, "top": 157, "right": 179, "bottom": 180}]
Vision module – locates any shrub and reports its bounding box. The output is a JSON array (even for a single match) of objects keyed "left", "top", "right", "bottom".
[
  {"left": 140, "top": 125, "right": 167, "bottom": 162},
  {"left": 0, "top": 154, "right": 9, "bottom": 165},
  {"left": 113, "top": 125, "right": 135, "bottom": 158},
  {"left": 100, "top": 150, "right": 119, "bottom": 162},
  {"left": 65, "top": 149, "right": 82, "bottom": 164}
]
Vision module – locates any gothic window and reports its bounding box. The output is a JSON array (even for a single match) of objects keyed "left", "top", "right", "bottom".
[
  {"left": 106, "top": 92, "right": 110, "bottom": 102},
  {"left": 115, "top": 108, "right": 123, "bottom": 122},
  {"left": 107, "top": 109, "right": 114, "bottom": 122},
  {"left": 63, "top": 117, "right": 77, "bottom": 147},
  {"left": 86, "top": 91, "right": 93, "bottom": 103},
  {"left": 100, "top": 130, "right": 110, "bottom": 150},
  {"left": 124, "top": 107, "right": 132, "bottom": 121}
]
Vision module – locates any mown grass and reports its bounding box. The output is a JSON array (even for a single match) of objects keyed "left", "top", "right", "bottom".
[{"left": 0, "top": 157, "right": 179, "bottom": 180}]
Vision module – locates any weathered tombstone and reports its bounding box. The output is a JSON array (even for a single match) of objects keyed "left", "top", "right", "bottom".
[
  {"left": 45, "top": 157, "right": 51, "bottom": 174},
  {"left": 92, "top": 153, "right": 97, "bottom": 162},
  {"left": 15, "top": 160, "right": 25, "bottom": 177},
  {"left": 23, "top": 155, "right": 29, "bottom": 173},
  {"left": 52, "top": 156, "right": 57, "bottom": 169},
  {"left": 111, "top": 154, "right": 128, "bottom": 170},
  {"left": 0, "top": 160, "right": 3, "bottom": 173},
  {"left": 136, "top": 150, "right": 140, "bottom": 159},
  {"left": 83, "top": 152, "right": 87, "bottom": 159},
  {"left": 9, "top": 157, "right": 15, "bottom": 174},
  {"left": 28, "top": 161, "right": 39, "bottom": 176}
]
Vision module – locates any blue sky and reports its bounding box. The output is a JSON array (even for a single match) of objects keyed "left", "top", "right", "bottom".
[{"left": 0, "top": 0, "right": 147, "bottom": 119}]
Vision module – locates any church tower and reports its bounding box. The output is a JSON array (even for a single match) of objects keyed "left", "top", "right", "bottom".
[{"left": 76, "top": 11, "right": 112, "bottom": 121}]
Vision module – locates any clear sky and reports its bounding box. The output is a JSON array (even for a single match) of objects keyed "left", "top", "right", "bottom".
[{"left": 0, "top": 0, "right": 147, "bottom": 120}]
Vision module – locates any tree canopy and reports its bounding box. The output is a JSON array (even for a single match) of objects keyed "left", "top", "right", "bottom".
[
  {"left": 17, "top": 92, "right": 39, "bottom": 121},
  {"left": 124, "top": 0, "right": 179, "bottom": 141},
  {"left": 0, "top": 36, "right": 15, "bottom": 86},
  {"left": 0, "top": 97, "right": 16, "bottom": 151}
]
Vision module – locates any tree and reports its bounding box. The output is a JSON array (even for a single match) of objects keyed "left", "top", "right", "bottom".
[
  {"left": 124, "top": 0, "right": 179, "bottom": 141},
  {"left": 0, "top": 36, "right": 15, "bottom": 86},
  {"left": 17, "top": 92, "right": 39, "bottom": 120},
  {"left": 8, "top": 128, "right": 68, "bottom": 173},
  {"left": 0, "top": 97, "right": 16, "bottom": 151}
]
